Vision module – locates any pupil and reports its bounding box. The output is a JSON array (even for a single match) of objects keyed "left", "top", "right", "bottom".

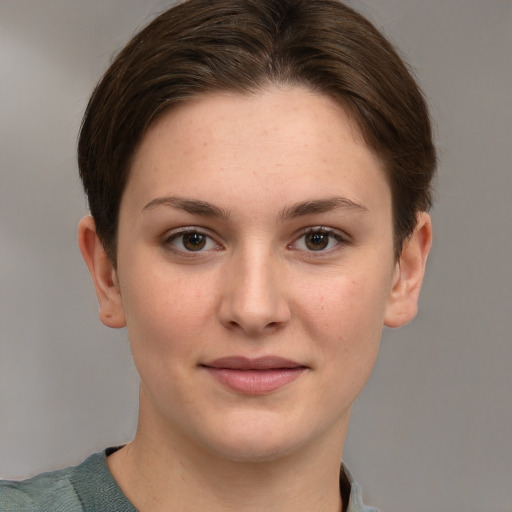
[
  {"left": 306, "top": 232, "right": 328, "bottom": 250},
  {"left": 183, "top": 233, "right": 206, "bottom": 251}
]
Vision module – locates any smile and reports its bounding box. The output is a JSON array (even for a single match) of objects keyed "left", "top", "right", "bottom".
[{"left": 201, "top": 356, "right": 307, "bottom": 395}]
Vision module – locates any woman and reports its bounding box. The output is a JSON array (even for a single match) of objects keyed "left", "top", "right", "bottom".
[{"left": 0, "top": 0, "right": 435, "bottom": 510}]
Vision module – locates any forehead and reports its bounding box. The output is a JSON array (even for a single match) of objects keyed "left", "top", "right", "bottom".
[{"left": 124, "top": 86, "right": 391, "bottom": 217}]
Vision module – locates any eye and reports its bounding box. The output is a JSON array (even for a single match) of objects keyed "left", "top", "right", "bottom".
[
  {"left": 165, "top": 229, "right": 220, "bottom": 253},
  {"left": 291, "top": 228, "right": 346, "bottom": 252}
]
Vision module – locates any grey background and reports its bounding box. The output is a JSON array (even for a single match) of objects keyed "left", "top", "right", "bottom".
[{"left": 1, "top": 1, "right": 510, "bottom": 511}]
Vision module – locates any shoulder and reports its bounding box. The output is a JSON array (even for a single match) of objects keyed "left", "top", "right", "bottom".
[
  {"left": 341, "top": 463, "right": 379, "bottom": 512},
  {"left": 0, "top": 465, "right": 83, "bottom": 512},
  {"left": 0, "top": 450, "right": 136, "bottom": 512}
]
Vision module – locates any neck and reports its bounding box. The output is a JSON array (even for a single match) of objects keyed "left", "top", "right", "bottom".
[{"left": 108, "top": 410, "right": 347, "bottom": 512}]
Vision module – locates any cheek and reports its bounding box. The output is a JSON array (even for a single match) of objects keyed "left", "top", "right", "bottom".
[
  {"left": 300, "top": 268, "right": 389, "bottom": 327},
  {"left": 296, "top": 268, "right": 390, "bottom": 368},
  {"left": 120, "top": 269, "right": 222, "bottom": 412},
  {"left": 119, "top": 264, "right": 219, "bottom": 361}
]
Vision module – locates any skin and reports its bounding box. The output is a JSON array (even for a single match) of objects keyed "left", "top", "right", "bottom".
[{"left": 79, "top": 86, "right": 432, "bottom": 512}]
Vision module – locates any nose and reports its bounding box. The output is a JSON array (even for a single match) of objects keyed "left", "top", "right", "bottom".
[{"left": 218, "top": 247, "right": 291, "bottom": 336}]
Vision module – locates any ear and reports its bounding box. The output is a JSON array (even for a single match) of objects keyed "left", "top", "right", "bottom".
[
  {"left": 77, "top": 216, "right": 126, "bottom": 328},
  {"left": 384, "top": 212, "right": 433, "bottom": 328}
]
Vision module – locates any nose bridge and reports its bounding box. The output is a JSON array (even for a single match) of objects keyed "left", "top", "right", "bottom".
[{"left": 219, "top": 240, "right": 289, "bottom": 334}]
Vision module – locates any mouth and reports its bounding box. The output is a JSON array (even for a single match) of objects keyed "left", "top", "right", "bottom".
[{"left": 200, "top": 356, "right": 308, "bottom": 395}]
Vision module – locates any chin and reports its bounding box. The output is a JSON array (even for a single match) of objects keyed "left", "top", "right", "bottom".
[
  {"left": 207, "top": 436, "right": 298, "bottom": 464},
  {"left": 197, "top": 413, "right": 316, "bottom": 464}
]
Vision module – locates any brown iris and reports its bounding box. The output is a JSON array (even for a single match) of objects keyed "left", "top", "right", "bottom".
[
  {"left": 182, "top": 232, "right": 207, "bottom": 251},
  {"left": 305, "top": 232, "right": 329, "bottom": 250}
]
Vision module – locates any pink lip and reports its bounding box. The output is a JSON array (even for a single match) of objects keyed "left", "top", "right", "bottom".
[{"left": 201, "top": 357, "right": 307, "bottom": 395}]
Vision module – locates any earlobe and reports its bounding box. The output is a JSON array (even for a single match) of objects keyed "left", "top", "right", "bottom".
[
  {"left": 77, "top": 216, "right": 126, "bottom": 328},
  {"left": 384, "top": 212, "right": 432, "bottom": 328}
]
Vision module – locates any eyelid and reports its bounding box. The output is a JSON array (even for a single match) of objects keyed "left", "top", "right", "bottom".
[
  {"left": 299, "top": 225, "right": 351, "bottom": 241},
  {"left": 164, "top": 226, "right": 214, "bottom": 238}
]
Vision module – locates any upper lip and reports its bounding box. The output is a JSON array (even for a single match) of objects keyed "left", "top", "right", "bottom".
[{"left": 202, "top": 356, "right": 306, "bottom": 370}]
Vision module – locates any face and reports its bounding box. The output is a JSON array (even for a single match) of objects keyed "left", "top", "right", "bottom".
[{"left": 95, "top": 87, "right": 419, "bottom": 462}]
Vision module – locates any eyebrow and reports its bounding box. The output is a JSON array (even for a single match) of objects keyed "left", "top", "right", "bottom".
[
  {"left": 142, "top": 195, "right": 367, "bottom": 221},
  {"left": 279, "top": 196, "right": 368, "bottom": 220},
  {"left": 142, "top": 196, "right": 231, "bottom": 221}
]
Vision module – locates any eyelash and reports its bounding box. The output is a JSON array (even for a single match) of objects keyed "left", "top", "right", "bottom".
[
  {"left": 163, "top": 228, "right": 222, "bottom": 256},
  {"left": 162, "top": 226, "right": 349, "bottom": 256},
  {"left": 289, "top": 227, "right": 348, "bottom": 254}
]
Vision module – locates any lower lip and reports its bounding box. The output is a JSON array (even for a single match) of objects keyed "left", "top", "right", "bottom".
[{"left": 204, "top": 367, "right": 305, "bottom": 395}]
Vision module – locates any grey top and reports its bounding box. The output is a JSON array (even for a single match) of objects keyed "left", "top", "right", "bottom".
[{"left": 0, "top": 449, "right": 377, "bottom": 511}]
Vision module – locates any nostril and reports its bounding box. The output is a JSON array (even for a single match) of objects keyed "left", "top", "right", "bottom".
[{"left": 223, "top": 318, "right": 285, "bottom": 334}]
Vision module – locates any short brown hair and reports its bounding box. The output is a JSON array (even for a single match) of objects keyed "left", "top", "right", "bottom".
[{"left": 78, "top": 0, "right": 436, "bottom": 261}]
